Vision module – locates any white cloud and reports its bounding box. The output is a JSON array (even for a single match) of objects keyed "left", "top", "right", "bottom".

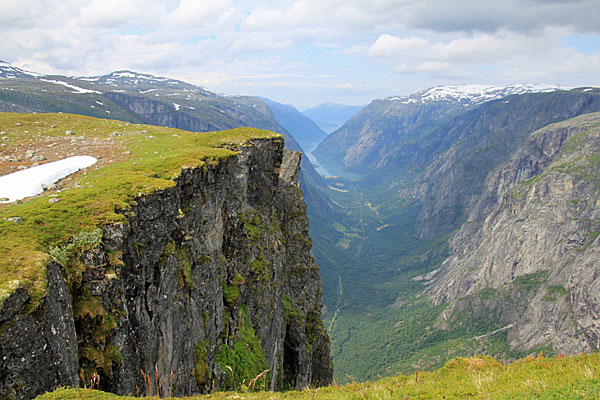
[
  {"left": 229, "top": 34, "right": 294, "bottom": 54},
  {"left": 0, "top": 0, "right": 598, "bottom": 107},
  {"left": 167, "top": 0, "right": 233, "bottom": 28},
  {"left": 366, "top": 26, "right": 599, "bottom": 85},
  {"left": 79, "top": 0, "right": 156, "bottom": 28},
  {"left": 369, "top": 34, "right": 430, "bottom": 58},
  {"left": 398, "top": 0, "right": 600, "bottom": 34}
]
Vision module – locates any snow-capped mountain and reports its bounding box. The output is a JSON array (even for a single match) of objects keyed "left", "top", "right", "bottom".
[
  {"left": 385, "top": 84, "right": 573, "bottom": 106},
  {"left": 0, "top": 60, "right": 323, "bottom": 187},
  {"left": 313, "top": 84, "right": 596, "bottom": 174},
  {"left": 0, "top": 61, "right": 280, "bottom": 133},
  {"left": 0, "top": 61, "right": 41, "bottom": 79},
  {"left": 76, "top": 70, "right": 213, "bottom": 95}
]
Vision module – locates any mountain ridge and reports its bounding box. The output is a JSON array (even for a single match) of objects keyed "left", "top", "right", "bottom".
[
  {"left": 0, "top": 60, "right": 42, "bottom": 79},
  {"left": 385, "top": 83, "right": 573, "bottom": 105},
  {"left": 313, "top": 84, "right": 581, "bottom": 175}
]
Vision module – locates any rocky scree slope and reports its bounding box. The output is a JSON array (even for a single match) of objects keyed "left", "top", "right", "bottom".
[
  {"left": 430, "top": 112, "right": 600, "bottom": 356},
  {"left": 0, "top": 114, "right": 332, "bottom": 399}
]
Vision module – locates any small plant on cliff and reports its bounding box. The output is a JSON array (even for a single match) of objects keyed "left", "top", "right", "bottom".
[
  {"left": 48, "top": 228, "right": 103, "bottom": 266},
  {"left": 282, "top": 294, "right": 302, "bottom": 322},
  {"left": 140, "top": 366, "right": 174, "bottom": 398}
]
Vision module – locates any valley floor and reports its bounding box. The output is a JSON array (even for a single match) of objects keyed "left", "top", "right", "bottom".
[{"left": 37, "top": 352, "right": 600, "bottom": 399}]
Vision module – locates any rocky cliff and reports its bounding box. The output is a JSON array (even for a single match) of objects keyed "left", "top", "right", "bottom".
[
  {"left": 0, "top": 121, "right": 332, "bottom": 398},
  {"left": 430, "top": 112, "right": 600, "bottom": 355}
]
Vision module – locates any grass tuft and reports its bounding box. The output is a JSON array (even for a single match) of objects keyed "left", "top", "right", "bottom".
[{"left": 35, "top": 351, "right": 600, "bottom": 399}]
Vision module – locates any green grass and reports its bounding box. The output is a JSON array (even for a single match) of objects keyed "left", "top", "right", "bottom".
[
  {"left": 0, "top": 112, "right": 280, "bottom": 307},
  {"left": 36, "top": 351, "right": 600, "bottom": 399}
]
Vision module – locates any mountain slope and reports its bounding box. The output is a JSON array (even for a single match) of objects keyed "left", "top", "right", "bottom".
[
  {"left": 414, "top": 88, "right": 600, "bottom": 238},
  {"left": 429, "top": 112, "right": 600, "bottom": 354},
  {"left": 315, "top": 87, "right": 600, "bottom": 382}
]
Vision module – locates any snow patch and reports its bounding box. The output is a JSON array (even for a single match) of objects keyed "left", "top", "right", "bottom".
[
  {"left": 113, "top": 71, "right": 137, "bottom": 78},
  {"left": 386, "top": 84, "right": 572, "bottom": 106},
  {"left": 0, "top": 156, "right": 97, "bottom": 202},
  {"left": 39, "top": 79, "right": 101, "bottom": 94}
]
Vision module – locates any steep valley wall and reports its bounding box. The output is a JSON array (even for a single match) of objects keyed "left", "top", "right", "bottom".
[{"left": 431, "top": 113, "right": 600, "bottom": 355}]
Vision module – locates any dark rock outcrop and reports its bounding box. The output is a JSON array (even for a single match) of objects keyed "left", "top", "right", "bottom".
[
  {"left": 0, "top": 138, "right": 332, "bottom": 398},
  {"left": 0, "top": 263, "right": 79, "bottom": 399}
]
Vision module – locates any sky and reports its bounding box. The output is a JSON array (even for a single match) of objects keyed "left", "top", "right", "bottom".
[{"left": 1, "top": 0, "right": 600, "bottom": 109}]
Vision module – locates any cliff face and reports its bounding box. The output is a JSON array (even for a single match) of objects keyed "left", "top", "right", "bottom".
[
  {"left": 430, "top": 113, "right": 600, "bottom": 355},
  {"left": 0, "top": 138, "right": 332, "bottom": 399}
]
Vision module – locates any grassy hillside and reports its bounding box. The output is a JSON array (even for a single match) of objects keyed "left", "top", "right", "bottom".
[
  {"left": 37, "top": 352, "right": 600, "bottom": 399},
  {"left": 0, "top": 112, "right": 280, "bottom": 308}
]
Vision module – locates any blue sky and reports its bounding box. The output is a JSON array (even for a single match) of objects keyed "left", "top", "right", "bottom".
[{"left": 1, "top": 0, "right": 599, "bottom": 109}]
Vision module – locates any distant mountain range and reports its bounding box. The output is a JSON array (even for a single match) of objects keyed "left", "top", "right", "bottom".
[
  {"left": 0, "top": 60, "right": 325, "bottom": 185},
  {"left": 260, "top": 98, "right": 327, "bottom": 152},
  {"left": 302, "top": 102, "right": 363, "bottom": 133},
  {"left": 313, "top": 84, "right": 573, "bottom": 176}
]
